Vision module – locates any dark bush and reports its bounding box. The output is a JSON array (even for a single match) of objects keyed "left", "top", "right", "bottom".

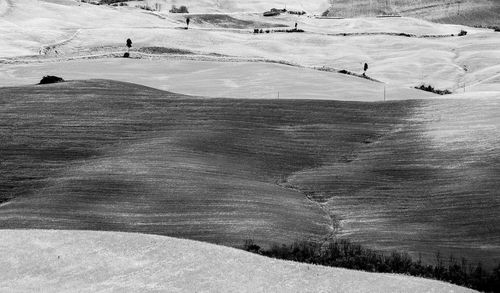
[
  {"left": 263, "top": 10, "right": 281, "bottom": 17},
  {"left": 123, "top": 52, "right": 130, "bottom": 58},
  {"left": 243, "top": 239, "right": 261, "bottom": 253},
  {"left": 415, "top": 84, "right": 452, "bottom": 95},
  {"left": 458, "top": 30, "right": 468, "bottom": 36},
  {"left": 170, "top": 5, "right": 188, "bottom": 13},
  {"left": 288, "top": 10, "right": 306, "bottom": 15},
  {"left": 99, "top": 0, "right": 133, "bottom": 4},
  {"left": 39, "top": 76, "right": 64, "bottom": 85},
  {"left": 137, "top": 5, "right": 153, "bottom": 11}
]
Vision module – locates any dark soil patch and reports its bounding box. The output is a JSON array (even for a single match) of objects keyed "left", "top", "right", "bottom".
[
  {"left": 188, "top": 14, "right": 287, "bottom": 29},
  {"left": 138, "top": 47, "right": 194, "bottom": 55}
]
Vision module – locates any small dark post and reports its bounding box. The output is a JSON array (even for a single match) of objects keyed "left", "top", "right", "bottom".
[{"left": 186, "top": 17, "right": 190, "bottom": 29}]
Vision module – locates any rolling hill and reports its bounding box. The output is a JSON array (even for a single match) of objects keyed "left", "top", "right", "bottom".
[
  {"left": 322, "top": 0, "right": 499, "bottom": 27},
  {"left": 0, "top": 229, "right": 477, "bottom": 292},
  {"left": 0, "top": 0, "right": 499, "bottom": 288},
  {"left": 2, "top": 0, "right": 499, "bottom": 96},
  {"left": 0, "top": 80, "right": 498, "bottom": 270},
  {"left": 138, "top": 0, "right": 499, "bottom": 27}
]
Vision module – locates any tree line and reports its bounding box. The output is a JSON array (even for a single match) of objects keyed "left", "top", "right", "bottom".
[{"left": 244, "top": 239, "right": 500, "bottom": 292}]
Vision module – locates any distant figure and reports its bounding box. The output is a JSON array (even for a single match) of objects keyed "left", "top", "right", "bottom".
[
  {"left": 186, "top": 17, "right": 190, "bottom": 29},
  {"left": 295, "top": 22, "right": 298, "bottom": 29},
  {"left": 363, "top": 63, "right": 368, "bottom": 76}
]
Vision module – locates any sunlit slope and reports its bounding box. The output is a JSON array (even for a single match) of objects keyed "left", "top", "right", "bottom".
[
  {"left": 0, "top": 230, "right": 476, "bottom": 293},
  {"left": 0, "top": 59, "right": 435, "bottom": 101},
  {"left": 137, "top": 0, "right": 500, "bottom": 26},
  {"left": 1, "top": 0, "right": 499, "bottom": 95},
  {"left": 142, "top": 0, "right": 328, "bottom": 13},
  {"left": 0, "top": 0, "right": 177, "bottom": 57}
]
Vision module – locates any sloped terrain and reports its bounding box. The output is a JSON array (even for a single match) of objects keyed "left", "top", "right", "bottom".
[
  {"left": 0, "top": 79, "right": 406, "bottom": 247},
  {"left": 0, "top": 59, "right": 435, "bottom": 101},
  {"left": 321, "top": 0, "right": 499, "bottom": 27},
  {"left": 1, "top": 0, "right": 499, "bottom": 96},
  {"left": 285, "top": 96, "right": 500, "bottom": 268},
  {"left": 0, "top": 230, "right": 476, "bottom": 293},
  {"left": 0, "top": 80, "right": 338, "bottom": 247},
  {"left": 0, "top": 80, "right": 499, "bottom": 270}
]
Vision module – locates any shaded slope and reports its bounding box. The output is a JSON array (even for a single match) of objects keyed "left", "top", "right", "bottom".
[
  {"left": 0, "top": 80, "right": 498, "bottom": 269},
  {"left": 0, "top": 79, "right": 411, "bottom": 247},
  {"left": 0, "top": 229, "right": 476, "bottom": 293},
  {"left": 285, "top": 97, "right": 500, "bottom": 268}
]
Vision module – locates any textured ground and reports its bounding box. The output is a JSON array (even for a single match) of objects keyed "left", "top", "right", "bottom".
[
  {"left": 1, "top": 0, "right": 499, "bottom": 281},
  {"left": 0, "top": 80, "right": 498, "bottom": 269},
  {"left": 0, "top": 229, "right": 477, "bottom": 293},
  {"left": 1, "top": 0, "right": 499, "bottom": 95}
]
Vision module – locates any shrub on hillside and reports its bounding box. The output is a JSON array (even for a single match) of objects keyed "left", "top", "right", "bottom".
[
  {"left": 415, "top": 84, "right": 452, "bottom": 95},
  {"left": 253, "top": 28, "right": 305, "bottom": 34},
  {"left": 458, "top": 30, "right": 468, "bottom": 36},
  {"left": 99, "top": 0, "right": 133, "bottom": 4},
  {"left": 39, "top": 76, "right": 64, "bottom": 85},
  {"left": 244, "top": 239, "right": 500, "bottom": 292},
  {"left": 137, "top": 5, "right": 153, "bottom": 11},
  {"left": 170, "top": 5, "right": 189, "bottom": 13},
  {"left": 243, "top": 239, "right": 261, "bottom": 253},
  {"left": 288, "top": 10, "right": 306, "bottom": 15}
]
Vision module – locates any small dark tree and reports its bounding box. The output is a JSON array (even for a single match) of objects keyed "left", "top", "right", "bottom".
[
  {"left": 124, "top": 38, "right": 132, "bottom": 58},
  {"left": 186, "top": 17, "right": 190, "bottom": 29},
  {"left": 364, "top": 63, "right": 368, "bottom": 74},
  {"left": 39, "top": 75, "right": 64, "bottom": 85}
]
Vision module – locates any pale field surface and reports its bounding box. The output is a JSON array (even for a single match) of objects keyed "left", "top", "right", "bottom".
[
  {"left": 139, "top": 0, "right": 328, "bottom": 14},
  {"left": 1, "top": 0, "right": 499, "bottom": 97},
  {"left": 0, "top": 229, "right": 477, "bottom": 293},
  {"left": 0, "top": 59, "right": 436, "bottom": 101}
]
